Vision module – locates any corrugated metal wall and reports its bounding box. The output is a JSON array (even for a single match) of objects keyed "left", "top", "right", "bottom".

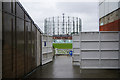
[
  {"left": 0, "top": 1, "right": 2, "bottom": 79},
  {"left": 2, "top": 2, "right": 42, "bottom": 78}
]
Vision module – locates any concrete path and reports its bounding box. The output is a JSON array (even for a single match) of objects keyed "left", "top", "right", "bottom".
[{"left": 26, "top": 56, "right": 120, "bottom": 78}]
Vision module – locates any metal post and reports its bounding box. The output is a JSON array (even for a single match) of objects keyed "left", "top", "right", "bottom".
[
  {"left": 55, "top": 48, "right": 58, "bottom": 54},
  {"left": 48, "top": 18, "right": 51, "bottom": 35},
  {"left": 62, "top": 13, "right": 65, "bottom": 34},
  {"left": 66, "top": 22, "right": 67, "bottom": 34},
  {"left": 118, "top": 31, "right": 120, "bottom": 69},
  {"left": 0, "top": 1, "right": 2, "bottom": 79},
  {"left": 68, "top": 16, "right": 70, "bottom": 34},
  {"left": 53, "top": 17, "right": 55, "bottom": 35},
  {"left": 44, "top": 18, "right": 47, "bottom": 34},
  {"left": 57, "top": 16, "right": 59, "bottom": 35},
  {"left": 73, "top": 17, "right": 75, "bottom": 33},
  {"left": 76, "top": 17, "right": 78, "bottom": 33},
  {"left": 79, "top": 18, "right": 81, "bottom": 32},
  {"left": 40, "top": 34, "right": 43, "bottom": 66}
]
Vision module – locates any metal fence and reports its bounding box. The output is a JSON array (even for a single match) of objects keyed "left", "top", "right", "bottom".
[{"left": 73, "top": 31, "right": 120, "bottom": 69}]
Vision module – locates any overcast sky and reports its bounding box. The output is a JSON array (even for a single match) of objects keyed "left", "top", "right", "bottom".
[{"left": 20, "top": 0, "right": 99, "bottom": 32}]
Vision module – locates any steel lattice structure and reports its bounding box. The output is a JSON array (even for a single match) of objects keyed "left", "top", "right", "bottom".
[{"left": 44, "top": 14, "right": 82, "bottom": 35}]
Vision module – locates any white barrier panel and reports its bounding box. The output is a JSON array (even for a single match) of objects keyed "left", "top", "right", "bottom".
[
  {"left": 73, "top": 31, "right": 120, "bottom": 69},
  {"left": 81, "top": 32, "right": 99, "bottom": 41},
  {"left": 72, "top": 34, "right": 80, "bottom": 64},
  {"left": 81, "top": 51, "right": 100, "bottom": 59},
  {"left": 81, "top": 42, "right": 99, "bottom": 50},
  {"left": 0, "top": 1, "right": 2, "bottom": 79},
  {"left": 42, "top": 34, "right": 53, "bottom": 65}
]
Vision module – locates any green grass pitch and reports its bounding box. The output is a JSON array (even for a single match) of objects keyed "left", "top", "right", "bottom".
[{"left": 53, "top": 43, "right": 72, "bottom": 49}]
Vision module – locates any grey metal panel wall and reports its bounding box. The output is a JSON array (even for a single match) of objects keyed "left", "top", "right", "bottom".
[
  {"left": 31, "top": 24, "right": 37, "bottom": 68},
  {"left": 27, "top": 22, "right": 32, "bottom": 73},
  {"left": 40, "top": 34, "right": 42, "bottom": 66},
  {"left": 2, "top": 1, "right": 16, "bottom": 14},
  {"left": 24, "top": 14, "right": 32, "bottom": 74},
  {"left": 2, "top": 2, "right": 12, "bottom": 13},
  {"left": 3, "top": 13, "right": 16, "bottom": 78},
  {"left": 16, "top": 18, "right": 25, "bottom": 77},
  {"left": 2, "top": 2, "right": 42, "bottom": 78},
  {"left": 16, "top": 3, "right": 24, "bottom": 19},
  {"left": 0, "top": 1, "right": 2, "bottom": 79},
  {"left": 37, "top": 30, "right": 40, "bottom": 66},
  {"left": 119, "top": 32, "right": 120, "bottom": 69}
]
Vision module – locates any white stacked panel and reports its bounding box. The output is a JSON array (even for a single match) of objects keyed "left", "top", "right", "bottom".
[
  {"left": 101, "top": 51, "right": 118, "bottom": 59},
  {"left": 47, "top": 48, "right": 52, "bottom": 53},
  {"left": 99, "top": 32, "right": 119, "bottom": 68},
  {"left": 42, "top": 47, "right": 47, "bottom": 54},
  {"left": 0, "top": 1, "right": 2, "bottom": 79},
  {"left": 81, "top": 32, "right": 99, "bottom": 41},
  {"left": 81, "top": 42, "right": 99, "bottom": 50},
  {"left": 73, "top": 32, "right": 120, "bottom": 69},
  {"left": 81, "top": 60, "right": 100, "bottom": 68},
  {"left": 73, "top": 49, "right": 80, "bottom": 54},
  {"left": 79, "top": 32, "right": 120, "bottom": 69},
  {"left": 72, "top": 34, "right": 80, "bottom": 63},
  {"left": 100, "top": 32, "right": 119, "bottom": 41},
  {"left": 80, "top": 32, "right": 100, "bottom": 68},
  {"left": 81, "top": 51, "right": 100, "bottom": 59},
  {"left": 101, "top": 59, "right": 119, "bottom": 68},
  {"left": 42, "top": 35, "right": 53, "bottom": 65},
  {"left": 101, "top": 42, "right": 118, "bottom": 50},
  {"left": 73, "top": 42, "right": 80, "bottom": 49}
]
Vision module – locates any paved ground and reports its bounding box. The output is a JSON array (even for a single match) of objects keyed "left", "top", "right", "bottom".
[{"left": 26, "top": 56, "right": 120, "bottom": 78}]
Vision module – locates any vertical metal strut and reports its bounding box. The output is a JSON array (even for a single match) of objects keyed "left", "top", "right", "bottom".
[{"left": 62, "top": 13, "right": 65, "bottom": 34}]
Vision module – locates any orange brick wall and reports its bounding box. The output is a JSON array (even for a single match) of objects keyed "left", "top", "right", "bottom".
[{"left": 99, "top": 19, "right": 120, "bottom": 31}]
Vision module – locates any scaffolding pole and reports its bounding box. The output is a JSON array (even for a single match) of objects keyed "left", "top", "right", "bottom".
[
  {"left": 73, "top": 17, "right": 75, "bottom": 33},
  {"left": 66, "top": 22, "right": 67, "bottom": 34},
  {"left": 57, "top": 16, "right": 59, "bottom": 35},
  {"left": 44, "top": 18, "right": 47, "bottom": 34},
  {"left": 53, "top": 17, "right": 55, "bottom": 35},
  {"left": 44, "top": 14, "right": 81, "bottom": 35},
  {"left": 79, "top": 18, "right": 81, "bottom": 32},
  {"left": 76, "top": 17, "right": 78, "bottom": 33},
  {"left": 49, "top": 18, "right": 51, "bottom": 35},
  {"left": 62, "top": 13, "right": 65, "bottom": 34},
  {"left": 68, "top": 16, "right": 70, "bottom": 34}
]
